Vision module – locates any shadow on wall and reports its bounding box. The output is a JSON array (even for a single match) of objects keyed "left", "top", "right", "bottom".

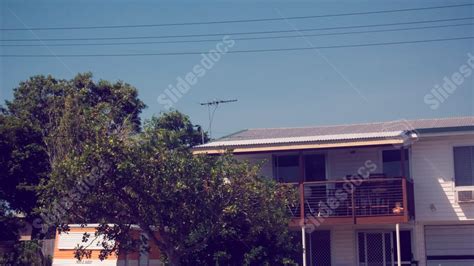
[{"left": 413, "top": 142, "right": 464, "bottom": 222}]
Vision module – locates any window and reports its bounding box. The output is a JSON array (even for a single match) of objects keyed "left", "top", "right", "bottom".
[
  {"left": 358, "top": 231, "right": 412, "bottom": 265},
  {"left": 382, "top": 149, "right": 410, "bottom": 178},
  {"left": 454, "top": 146, "right": 474, "bottom": 186},
  {"left": 274, "top": 155, "right": 299, "bottom": 183},
  {"left": 274, "top": 154, "right": 326, "bottom": 182},
  {"left": 291, "top": 230, "right": 332, "bottom": 265},
  {"left": 305, "top": 154, "right": 326, "bottom": 181},
  {"left": 307, "top": 230, "right": 331, "bottom": 265}
]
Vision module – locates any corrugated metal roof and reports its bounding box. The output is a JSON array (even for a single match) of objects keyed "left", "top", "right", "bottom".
[
  {"left": 196, "top": 131, "right": 406, "bottom": 148},
  {"left": 195, "top": 116, "right": 474, "bottom": 149}
]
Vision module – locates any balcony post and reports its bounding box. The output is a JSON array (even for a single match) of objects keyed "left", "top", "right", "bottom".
[
  {"left": 400, "top": 147, "right": 407, "bottom": 217},
  {"left": 400, "top": 147, "right": 406, "bottom": 178},
  {"left": 402, "top": 177, "right": 408, "bottom": 218},
  {"left": 298, "top": 152, "right": 307, "bottom": 266},
  {"left": 351, "top": 185, "right": 356, "bottom": 224},
  {"left": 299, "top": 152, "right": 305, "bottom": 224},
  {"left": 301, "top": 226, "right": 307, "bottom": 266},
  {"left": 396, "top": 223, "right": 401, "bottom": 266}
]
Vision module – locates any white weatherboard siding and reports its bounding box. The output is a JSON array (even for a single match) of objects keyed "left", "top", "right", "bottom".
[
  {"left": 117, "top": 260, "right": 163, "bottom": 266},
  {"left": 53, "top": 259, "right": 163, "bottom": 266},
  {"left": 53, "top": 255, "right": 162, "bottom": 266},
  {"left": 57, "top": 232, "right": 114, "bottom": 250},
  {"left": 236, "top": 147, "right": 384, "bottom": 180},
  {"left": 331, "top": 226, "right": 356, "bottom": 266},
  {"left": 411, "top": 135, "right": 474, "bottom": 222},
  {"left": 326, "top": 147, "right": 381, "bottom": 179},
  {"left": 53, "top": 259, "right": 118, "bottom": 266}
]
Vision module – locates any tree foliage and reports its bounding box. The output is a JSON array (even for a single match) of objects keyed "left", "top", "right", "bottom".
[
  {"left": 0, "top": 240, "right": 52, "bottom": 266},
  {"left": 41, "top": 109, "right": 298, "bottom": 265},
  {"left": 2, "top": 73, "right": 299, "bottom": 265},
  {"left": 0, "top": 114, "right": 49, "bottom": 216},
  {"left": 0, "top": 73, "right": 145, "bottom": 265},
  {"left": 6, "top": 73, "right": 145, "bottom": 135},
  {"left": 144, "top": 110, "right": 208, "bottom": 150},
  {"left": 0, "top": 73, "right": 145, "bottom": 223}
]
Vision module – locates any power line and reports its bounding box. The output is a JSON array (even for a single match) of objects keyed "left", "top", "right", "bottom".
[
  {"left": 2, "top": 22, "right": 472, "bottom": 47},
  {"left": 1, "top": 36, "right": 473, "bottom": 57},
  {"left": 2, "top": 16, "right": 472, "bottom": 42},
  {"left": 1, "top": 3, "right": 472, "bottom": 31}
]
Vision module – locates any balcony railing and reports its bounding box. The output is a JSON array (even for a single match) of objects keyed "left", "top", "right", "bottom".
[{"left": 287, "top": 177, "right": 414, "bottom": 225}]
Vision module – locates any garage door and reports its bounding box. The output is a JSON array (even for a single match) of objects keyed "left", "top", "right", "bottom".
[{"left": 425, "top": 225, "right": 474, "bottom": 266}]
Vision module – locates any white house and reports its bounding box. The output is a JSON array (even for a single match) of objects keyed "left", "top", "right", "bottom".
[{"left": 194, "top": 116, "right": 474, "bottom": 266}]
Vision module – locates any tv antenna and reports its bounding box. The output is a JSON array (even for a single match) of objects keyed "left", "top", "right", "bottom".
[{"left": 200, "top": 99, "right": 237, "bottom": 139}]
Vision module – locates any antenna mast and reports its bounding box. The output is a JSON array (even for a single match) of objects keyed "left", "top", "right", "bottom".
[{"left": 200, "top": 99, "right": 237, "bottom": 139}]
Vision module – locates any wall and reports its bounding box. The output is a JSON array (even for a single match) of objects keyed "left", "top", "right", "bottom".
[
  {"left": 326, "top": 147, "right": 382, "bottom": 179},
  {"left": 235, "top": 153, "right": 273, "bottom": 177},
  {"left": 235, "top": 146, "right": 386, "bottom": 180},
  {"left": 330, "top": 226, "right": 356, "bottom": 266},
  {"left": 52, "top": 227, "right": 162, "bottom": 266},
  {"left": 411, "top": 134, "right": 474, "bottom": 222}
]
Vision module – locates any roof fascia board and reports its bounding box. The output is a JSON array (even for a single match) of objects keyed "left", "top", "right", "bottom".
[
  {"left": 418, "top": 130, "right": 474, "bottom": 138},
  {"left": 416, "top": 126, "right": 474, "bottom": 134}
]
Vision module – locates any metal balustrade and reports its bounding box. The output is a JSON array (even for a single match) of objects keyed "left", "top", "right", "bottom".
[{"left": 286, "top": 177, "right": 414, "bottom": 223}]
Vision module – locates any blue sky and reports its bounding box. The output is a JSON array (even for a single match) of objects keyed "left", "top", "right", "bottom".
[{"left": 1, "top": 0, "right": 473, "bottom": 138}]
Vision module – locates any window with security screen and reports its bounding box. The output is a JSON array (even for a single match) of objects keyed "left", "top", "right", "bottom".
[
  {"left": 306, "top": 230, "right": 332, "bottom": 266},
  {"left": 454, "top": 146, "right": 474, "bottom": 187}
]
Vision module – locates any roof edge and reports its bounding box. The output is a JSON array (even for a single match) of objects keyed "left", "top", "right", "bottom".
[
  {"left": 193, "top": 138, "right": 406, "bottom": 155},
  {"left": 417, "top": 125, "right": 474, "bottom": 134},
  {"left": 194, "top": 131, "right": 406, "bottom": 149}
]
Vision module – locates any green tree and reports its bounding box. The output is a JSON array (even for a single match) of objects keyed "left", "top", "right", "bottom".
[
  {"left": 0, "top": 240, "right": 52, "bottom": 266},
  {"left": 41, "top": 111, "right": 298, "bottom": 265},
  {"left": 0, "top": 114, "right": 49, "bottom": 217},
  {"left": 6, "top": 73, "right": 145, "bottom": 136},
  {"left": 0, "top": 73, "right": 145, "bottom": 266},
  {"left": 0, "top": 73, "right": 146, "bottom": 233},
  {"left": 145, "top": 110, "right": 208, "bottom": 149}
]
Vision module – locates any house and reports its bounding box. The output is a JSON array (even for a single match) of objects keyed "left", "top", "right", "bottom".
[
  {"left": 52, "top": 224, "right": 163, "bottom": 266},
  {"left": 193, "top": 116, "right": 474, "bottom": 266},
  {"left": 52, "top": 116, "right": 474, "bottom": 266}
]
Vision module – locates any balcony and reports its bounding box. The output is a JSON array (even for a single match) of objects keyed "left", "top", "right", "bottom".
[{"left": 287, "top": 176, "right": 415, "bottom": 226}]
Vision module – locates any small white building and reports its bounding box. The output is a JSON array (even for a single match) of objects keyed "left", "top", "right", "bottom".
[{"left": 194, "top": 116, "right": 474, "bottom": 266}]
